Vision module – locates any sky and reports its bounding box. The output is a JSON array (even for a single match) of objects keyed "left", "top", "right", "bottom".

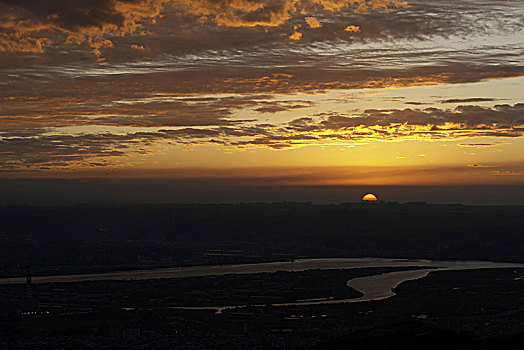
[{"left": 0, "top": 0, "right": 523, "bottom": 203}]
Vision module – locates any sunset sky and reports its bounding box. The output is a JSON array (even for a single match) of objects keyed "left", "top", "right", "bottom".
[{"left": 0, "top": 0, "right": 523, "bottom": 203}]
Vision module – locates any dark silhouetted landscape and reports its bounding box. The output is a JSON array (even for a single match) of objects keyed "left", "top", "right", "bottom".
[{"left": 1, "top": 202, "right": 524, "bottom": 348}]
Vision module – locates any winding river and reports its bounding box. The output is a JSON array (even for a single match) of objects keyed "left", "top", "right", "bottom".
[{"left": 2, "top": 258, "right": 523, "bottom": 310}]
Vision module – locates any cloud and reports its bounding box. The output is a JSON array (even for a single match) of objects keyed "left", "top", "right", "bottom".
[
  {"left": 344, "top": 25, "right": 360, "bottom": 32},
  {"left": 0, "top": 0, "right": 521, "bottom": 62},
  {"left": 305, "top": 16, "right": 322, "bottom": 28},
  {"left": 468, "top": 164, "right": 494, "bottom": 168},
  {"left": 0, "top": 0, "right": 165, "bottom": 54},
  {"left": 2, "top": 0, "right": 522, "bottom": 89},
  {"left": 492, "top": 170, "right": 524, "bottom": 176},
  {"left": 0, "top": 0, "right": 409, "bottom": 54},
  {"left": 288, "top": 31, "right": 302, "bottom": 40},
  {"left": 0, "top": 33, "right": 49, "bottom": 53},
  {"left": 0, "top": 93, "right": 316, "bottom": 131},
  {"left": 287, "top": 104, "right": 524, "bottom": 133},
  {"left": 441, "top": 98, "right": 499, "bottom": 104},
  {"left": 459, "top": 144, "right": 497, "bottom": 147},
  {"left": 1, "top": 0, "right": 524, "bottom": 171},
  {"left": 253, "top": 100, "right": 314, "bottom": 113},
  {"left": 1, "top": 103, "right": 522, "bottom": 170},
  {"left": 254, "top": 103, "right": 524, "bottom": 148},
  {"left": 404, "top": 102, "right": 428, "bottom": 106}
]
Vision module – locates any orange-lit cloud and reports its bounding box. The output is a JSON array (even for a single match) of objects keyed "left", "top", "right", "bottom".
[
  {"left": 289, "top": 31, "right": 303, "bottom": 40},
  {"left": 0, "top": 0, "right": 410, "bottom": 54},
  {"left": 305, "top": 17, "right": 322, "bottom": 28},
  {"left": 0, "top": 33, "right": 49, "bottom": 53},
  {"left": 1, "top": 102, "right": 522, "bottom": 170},
  {"left": 131, "top": 44, "right": 146, "bottom": 50},
  {"left": 344, "top": 25, "right": 360, "bottom": 32},
  {"left": 0, "top": 0, "right": 164, "bottom": 55}
]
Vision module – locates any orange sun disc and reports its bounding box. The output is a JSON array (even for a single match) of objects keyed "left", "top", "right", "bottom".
[{"left": 362, "top": 193, "right": 378, "bottom": 201}]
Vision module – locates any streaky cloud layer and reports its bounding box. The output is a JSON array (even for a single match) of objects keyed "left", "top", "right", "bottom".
[{"left": 0, "top": 0, "right": 523, "bottom": 186}]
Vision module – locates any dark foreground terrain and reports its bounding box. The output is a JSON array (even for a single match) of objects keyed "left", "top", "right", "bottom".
[
  {"left": 1, "top": 267, "right": 523, "bottom": 349},
  {"left": 0, "top": 202, "right": 523, "bottom": 276},
  {"left": 1, "top": 203, "right": 523, "bottom": 348}
]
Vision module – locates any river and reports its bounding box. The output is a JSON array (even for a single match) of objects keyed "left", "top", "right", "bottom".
[{"left": 2, "top": 258, "right": 523, "bottom": 310}]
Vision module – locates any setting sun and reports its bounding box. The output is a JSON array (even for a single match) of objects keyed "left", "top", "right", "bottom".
[{"left": 362, "top": 193, "right": 378, "bottom": 201}]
